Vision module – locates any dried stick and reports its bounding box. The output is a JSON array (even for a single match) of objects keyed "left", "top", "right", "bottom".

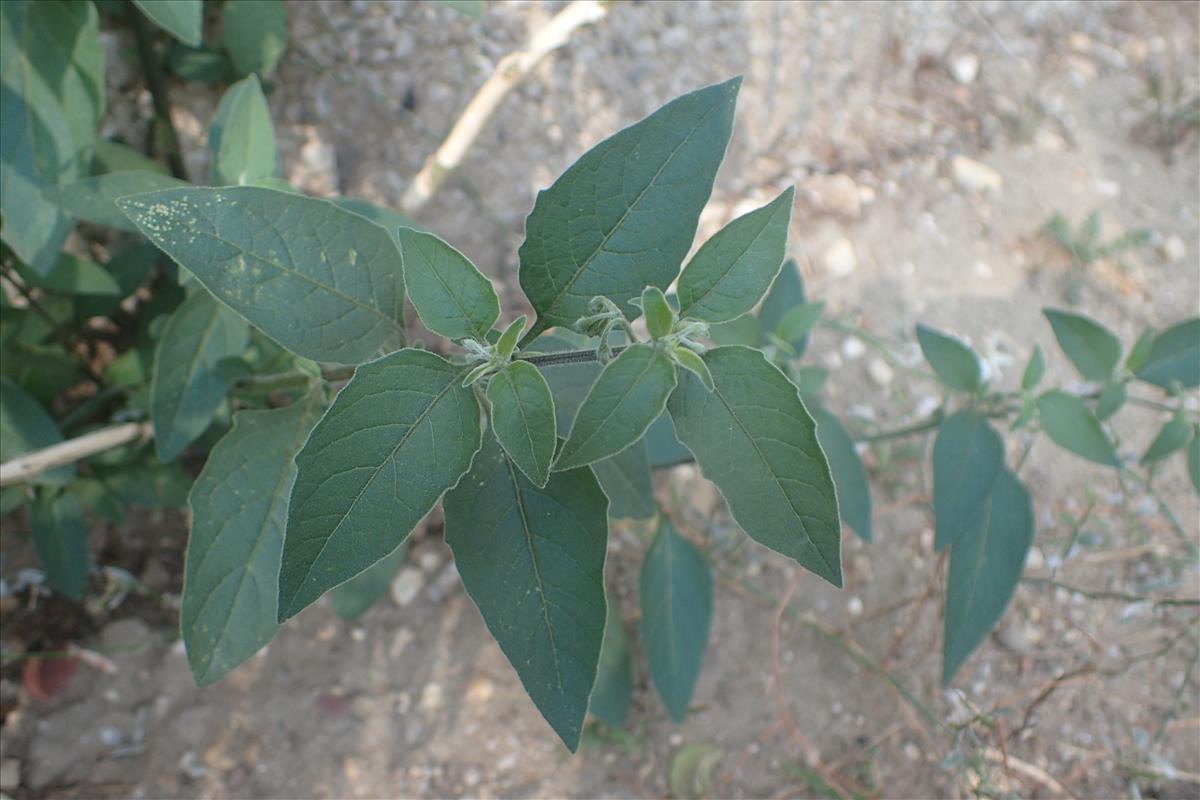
[{"left": 0, "top": 423, "right": 151, "bottom": 487}]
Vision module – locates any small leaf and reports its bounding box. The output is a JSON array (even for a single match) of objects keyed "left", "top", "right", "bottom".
[
  {"left": 667, "top": 347, "right": 842, "bottom": 586},
  {"left": 645, "top": 412, "right": 692, "bottom": 469},
  {"left": 1125, "top": 329, "right": 1155, "bottom": 373},
  {"left": 1021, "top": 345, "right": 1045, "bottom": 391},
  {"left": 669, "top": 744, "right": 724, "bottom": 800},
  {"left": 1037, "top": 390, "right": 1120, "bottom": 467},
  {"left": 1043, "top": 308, "right": 1122, "bottom": 382},
  {"left": 916, "top": 324, "right": 981, "bottom": 392},
  {"left": 209, "top": 74, "right": 276, "bottom": 186},
  {"left": 1095, "top": 382, "right": 1126, "bottom": 421},
  {"left": 519, "top": 78, "right": 740, "bottom": 341},
  {"left": 1141, "top": 413, "right": 1191, "bottom": 465},
  {"left": 494, "top": 315, "right": 526, "bottom": 360},
  {"left": 1188, "top": 429, "right": 1199, "bottom": 495},
  {"left": 399, "top": 227, "right": 499, "bottom": 341},
  {"left": 487, "top": 361, "right": 556, "bottom": 487},
  {"left": 119, "top": 186, "right": 405, "bottom": 364},
  {"left": 589, "top": 595, "right": 633, "bottom": 728},
  {"left": 933, "top": 412, "right": 1004, "bottom": 551},
  {"left": 220, "top": 0, "right": 289, "bottom": 78},
  {"left": 45, "top": 170, "right": 186, "bottom": 230},
  {"left": 640, "top": 518, "right": 712, "bottom": 722},
  {"left": 0, "top": 376, "right": 73, "bottom": 485},
  {"left": 943, "top": 469, "right": 1034, "bottom": 684},
  {"left": 1135, "top": 318, "right": 1200, "bottom": 389},
  {"left": 758, "top": 258, "right": 807, "bottom": 352},
  {"left": 676, "top": 187, "right": 794, "bottom": 323},
  {"left": 279, "top": 349, "right": 482, "bottom": 621},
  {"left": 642, "top": 286, "right": 674, "bottom": 340},
  {"left": 133, "top": 0, "right": 202, "bottom": 46},
  {"left": 167, "top": 42, "right": 233, "bottom": 83},
  {"left": 812, "top": 407, "right": 872, "bottom": 542},
  {"left": 444, "top": 434, "right": 608, "bottom": 752},
  {"left": 556, "top": 344, "right": 677, "bottom": 470},
  {"left": 31, "top": 489, "right": 88, "bottom": 598},
  {"left": 592, "top": 440, "right": 656, "bottom": 520},
  {"left": 330, "top": 542, "right": 407, "bottom": 620},
  {"left": 183, "top": 390, "right": 324, "bottom": 685},
  {"left": 151, "top": 290, "right": 250, "bottom": 461},
  {"left": 775, "top": 301, "right": 825, "bottom": 345},
  {"left": 672, "top": 347, "right": 714, "bottom": 391}
]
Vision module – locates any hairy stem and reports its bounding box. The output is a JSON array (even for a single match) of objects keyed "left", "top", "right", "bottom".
[{"left": 516, "top": 345, "right": 627, "bottom": 368}]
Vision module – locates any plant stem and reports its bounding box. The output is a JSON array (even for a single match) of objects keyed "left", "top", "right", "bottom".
[
  {"left": 517, "top": 345, "right": 626, "bottom": 368},
  {"left": 1022, "top": 578, "right": 1200, "bottom": 608},
  {"left": 129, "top": 6, "right": 188, "bottom": 181},
  {"left": 230, "top": 371, "right": 314, "bottom": 393},
  {"left": 855, "top": 412, "right": 945, "bottom": 443}
]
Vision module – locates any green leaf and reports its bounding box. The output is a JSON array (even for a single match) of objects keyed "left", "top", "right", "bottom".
[
  {"left": 775, "top": 301, "right": 826, "bottom": 345},
  {"left": 0, "top": 376, "right": 72, "bottom": 484},
  {"left": 92, "top": 138, "right": 166, "bottom": 174},
  {"left": 1125, "top": 329, "right": 1155, "bottom": 373},
  {"left": 183, "top": 390, "right": 324, "bottom": 685},
  {"left": 132, "top": 0, "right": 202, "bottom": 46},
  {"left": 519, "top": 78, "right": 740, "bottom": 341},
  {"left": 707, "top": 313, "right": 762, "bottom": 348},
  {"left": 399, "top": 227, "right": 499, "bottom": 341},
  {"left": 642, "top": 286, "right": 674, "bottom": 340},
  {"left": 1043, "top": 308, "right": 1122, "bottom": 382},
  {"left": 438, "top": 0, "right": 484, "bottom": 17},
  {"left": 444, "top": 433, "right": 608, "bottom": 752},
  {"left": 667, "top": 346, "right": 842, "bottom": 586},
  {"left": 166, "top": 42, "right": 233, "bottom": 83},
  {"left": 759, "top": 258, "right": 806, "bottom": 349},
  {"left": 1036, "top": 390, "right": 1120, "bottom": 467},
  {"left": 119, "top": 186, "right": 406, "bottom": 363},
  {"left": 495, "top": 315, "right": 526, "bottom": 361},
  {"left": 645, "top": 413, "right": 692, "bottom": 468},
  {"left": 151, "top": 290, "right": 250, "bottom": 461},
  {"left": 1095, "top": 382, "right": 1126, "bottom": 421},
  {"left": 1135, "top": 318, "right": 1200, "bottom": 389},
  {"left": 933, "top": 411, "right": 1004, "bottom": 551},
  {"left": 676, "top": 187, "right": 794, "bottom": 322},
  {"left": 592, "top": 440, "right": 655, "bottom": 519},
  {"left": 209, "top": 74, "right": 276, "bottom": 186},
  {"left": 329, "top": 542, "right": 407, "bottom": 620},
  {"left": 220, "top": 0, "right": 288, "bottom": 78},
  {"left": 329, "top": 196, "right": 421, "bottom": 245},
  {"left": 916, "top": 324, "right": 981, "bottom": 392},
  {"left": 640, "top": 518, "right": 712, "bottom": 722},
  {"left": 487, "top": 360, "right": 556, "bottom": 487},
  {"left": 589, "top": 594, "right": 633, "bottom": 728},
  {"left": 556, "top": 344, "right": 677, "bottom": 470},
  {"left": 279, "top": 349, "right": 482, "bottom": 620},
  {"left": 1021, "top": 345, "right": 1045, "bottom": 391},
  {"left": 31, "top": 488, "right": 88, "bottom": 598},
  {"left": 46, "top": 170, "right": 186, "bottom": 230},
  {"left": 1188, "top": 429, "right": 1200, "bottom": 495},
  {"left": 669, "top": 744, "right": 724, "bottom": 800},
  {"left": 1141, "top": 413, "right": 1191, "bottom": 465},
  {"left": 943, "top": 469, "right": 1034, "bottom": 684},
  {"left": 95, "top": 459, "right": 193, "bottom": 508},
  {"left": 812, "top": 407, "right": 872, "bottom": 542},
  {"left": 13, "top": 253, "right": 120, "bottom": 296},
  {"left": 672, "top": 346, "right": 714, "bottom": 391}
]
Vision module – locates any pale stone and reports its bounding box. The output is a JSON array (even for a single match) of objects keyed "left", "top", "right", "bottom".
[
  {"left": 867, "top": 358, "right": 893, "bottom": 386},
  {"left": 820, "top": 237, "right": 858, "bottom": 276},
  {"left": 952, "top": 155, "right": 1003, "bottom": 193},
  {"left": 950, "top": 54, "right": 979, "bottom": 85},
  {"left": 390, "top": 567, "right": 424, "bottom": 607},
  {"left": 1161, "top": 235, "right": 1187, "bottom": 264},
  {"left": 804, "top": 173, "right": 861, "bottom": 219}
]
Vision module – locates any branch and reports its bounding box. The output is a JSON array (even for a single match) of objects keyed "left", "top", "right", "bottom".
[
  {"left": 400, "top": 0, "right": 608, "bottom": 214},
  {"left": 129, "top": 6, "right": 188, "bottom": 181},
  {"left": 0, "top": 422, "right": 151, "bottom": 487},
  {"left": 516, "top": 345, "right": 625, "bottom": 368}
]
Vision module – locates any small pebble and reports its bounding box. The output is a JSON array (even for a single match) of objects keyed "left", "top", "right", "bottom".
[{"left": 391, "top": 567, "right": 424, "bottom": 607}]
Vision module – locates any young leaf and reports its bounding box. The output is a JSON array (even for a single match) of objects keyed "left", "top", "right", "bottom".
[
  {"left": 642, "top": 286, "right": 674, "bottom": 340},
  {"left": 279, "top": 349, "right": 482, "bottom": 621},
  {"left": 183, "top": 391, "right": 323, "bottom": 686},
  {"left": 932, "top": 411, "right": 1004, "bottom": 551},
  {"left": 916, "top": 324, "right": 981, "bottom": 392},
  {"left": 46, "top": 171, "right": 187, "bottom": 230},
  {"left": 811, "top": 407, "right": 872, "bottom": 542},
  {"left": 0, "top": 376, "right": 73, "bottom": 485},
  {"left": 220, "top": 0, "right": 289, "bottom": 78},
  {"left": 1125, "top": 329, "right": 1155, "bottom": 373},
  {"left": 775, "top": 302, "right": 826, "bottom": 345},
  {"left": 487, "top": 361, "right": 556, "bottom": 487},
  {"left": 672, "top": 347, "right": 714, "bottom": 391},
  {"left": 667, "top": 346, "right": 842, "bottom": 586},
  {"left": 1021, "top": 345, "right": 1045, "bottom": 391},
  {"left": 592, "top": 440, "right": 656, "bottom": 520},
  {"left": 330, "top": 542, "right": 407, "bottom": 620},
  {"left": 209, "top": 74, "right": 276, "bottom": 186},
  {"left": 589, "top": 597, "right": 633, "bottom": 728},
  {"left": 132, "top": 0, "right": 202, "bottom": 46},
  {"left": 556, "top": 344, "right": 677, "bottom": 470},
  {"left": 151, "top": 290, "right": 250, "bottom": 461},
  {"left": 31, "top": 489, "right": 88, "bottom": 598},
  {"left": 1189, "top": 429, "right": 1200, "bottom": 495},
  {"left": 119, "top": 187, "right": 406, "bottom": 364},
  {"left": 494, "top": 315, "right": 527, "bottom": 361},
  {"left": 1094, "top": 382, "right": 1126, "bottom": 421},
  {"left": 640, "top": 518, "right": 713, "bottom": 722},
  {"left": 1135, "top": 318, "right": 1200, "bottom": 389},
  {"left": 444, "top": 434, "right": 609, "bottom": 752},
  {"left": 519, "top": 78, "right": 740, "bottom": 341},
  {"left": 1036, "top": 390, "right": 1119, "bottom": 467},
  {"left": 758, "top": 258, "right": 806, "bottom": 348},
  {"left": 943, "top": 469, "right": 1034, "bottom": 684},
  {"left": 1043, "top": 308, "right": 1122, "bottom": 382},
  {"left": 398, "top": 227, "right": 499, "bottom": 341},
  {"left": 676, "top": 187, "right": 794, "bottom": 323},
  {"left": 1141, "top": 413, "right": 1191, "bottom": 465}
]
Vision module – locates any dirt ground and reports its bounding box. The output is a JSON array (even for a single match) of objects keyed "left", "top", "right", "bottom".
[{"left": 2, "top": 1, "right": 1199, "bottom": 798}]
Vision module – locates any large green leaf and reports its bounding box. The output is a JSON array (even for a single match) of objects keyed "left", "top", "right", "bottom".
[
  {"left": 444, "top": 434, "right": 608, "bottom": 752},
  {"left": 151, "top": 290, "right": 250, "bottom": 461},
  {"left": 13, "top": 253, "right": 119, "bottom": 297},
  {"left": 592, "top": 440, "right": 656, "bottom": 519},
  {"left": 329, "top": 542, "right": 407, "bottom": 620},
  {"left": 640, "top": 518, "right": 712, "bottom": 722},
  {"left": 46, "top": 170, "right": 186, "bottom": 230},
  {"left": 487, "top": 360, "right": 556, "bottom": 487},
  {"left": 676, "top": 187, "right": 794, "bottom": 323},
  {"left": 1036, "top": 390, "right": 1119, "bottom": 467},
  {"left": 916, "top": 324, "right": 981, "bottom": 393},
  {"left": 279, "top": 349, "right": 481, "bottom": 620},
  {"left": 1043, "top": 308, "right": 1121, "bottom": 382},
  {"left": 330, "top": 197, "right": 420, "bottom": 246},
  {"left": 519, "top": 78, "right": 740, "bottom": 341},
  {"left": 183, "top": 390, "right": 324, "bottom": 686},
  {"left": 1135, "top": 318, "right": 1200, "bottom": 389},
  {"left": 398, "top": 227, "right": 499, "bottom": 341},
  {"left": 556, "top": 344, "right": 677, "bottom": 470},
  {"left": 812, "top": 407, "right": 872, "bottom": 542},
  {"left": 209, "top": 74, "right": 276, "bottom": 186},
  {"left": 132, "top": 0, "right": 202, "bottom": 46},
  {"left": 589, "top": 594, "right": 633, "bottom": 728},
  {"left": 667, "top": 346, "right": 842, "bottom": 586},
  {"left": 31, "top": 488, "right": 88, "bottom": 598},
  {"left": 645, "top": 412, "right": 693, "bottom": 469},
  {"left": 943, "top": 469, "right": 1033, "bottom": 684},
  {"left": 0, "top": 376, "right": 72, "bottom": 485},
  {"left": 119, "top": 186, "right": 406, "bottom": 364},
  {"left": 932, "top": 411, "right": 1004, "bottom": 551},
  {"left": 220, "top": 0, "right": 289, "bottom": 78}
]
